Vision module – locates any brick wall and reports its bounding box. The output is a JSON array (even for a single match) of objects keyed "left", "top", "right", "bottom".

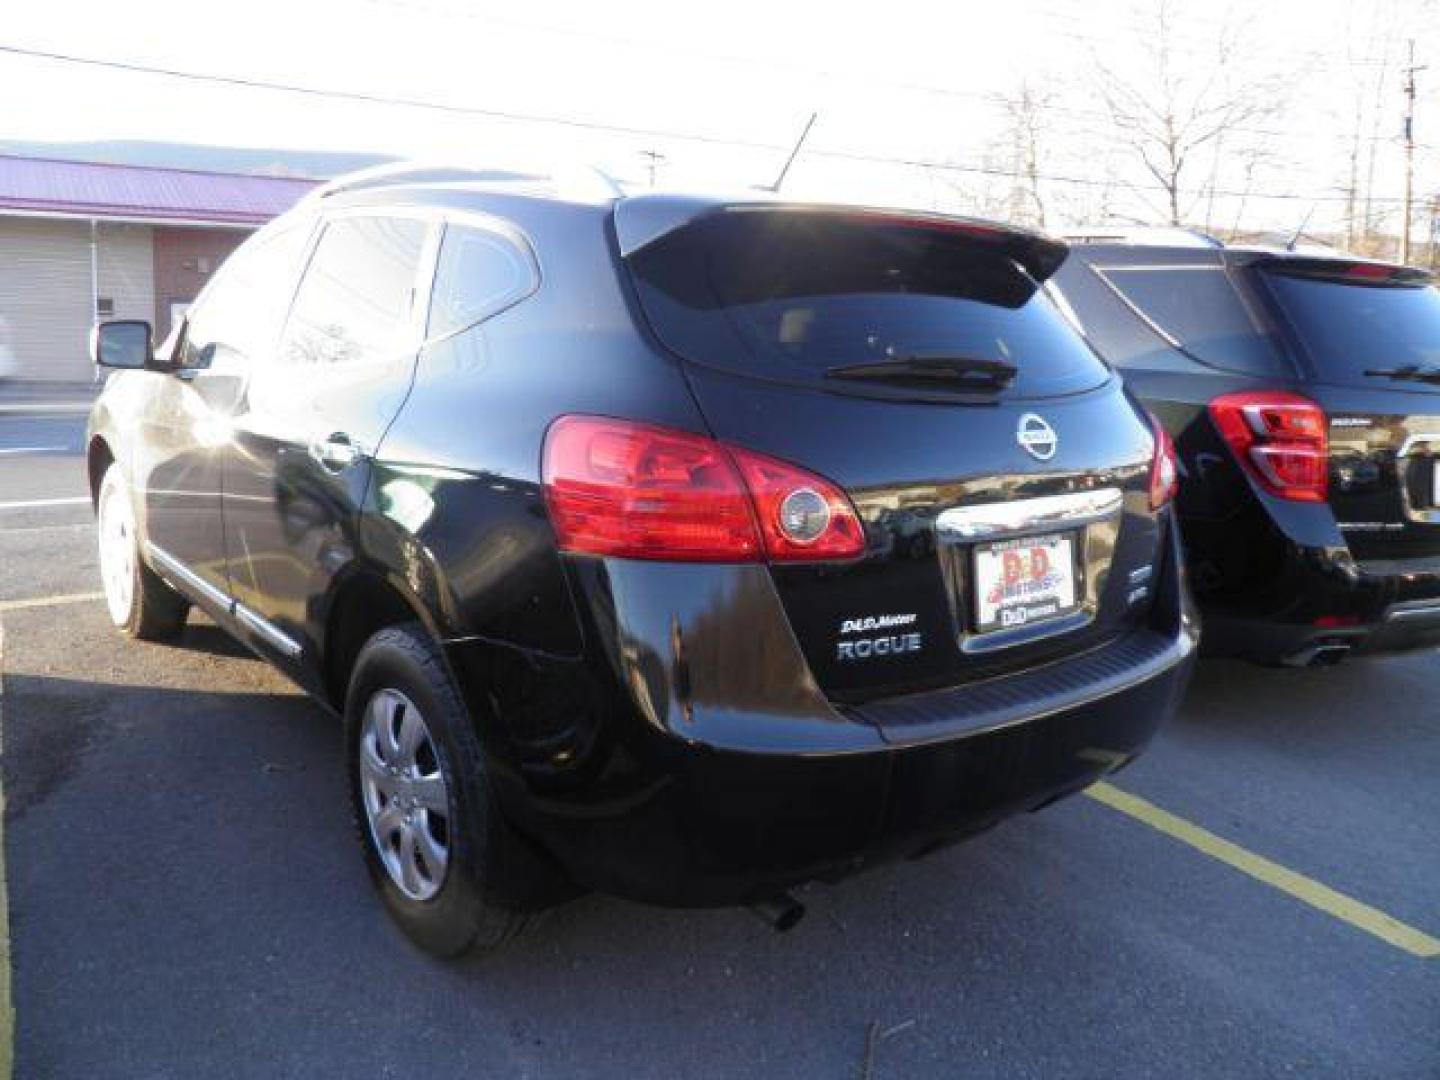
[{"left": 151, "top": 227, "right": 250, "bottom": 339}]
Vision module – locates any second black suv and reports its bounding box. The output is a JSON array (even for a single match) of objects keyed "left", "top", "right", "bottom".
[
  {"left": 87, "top": 168, "right": 1195, "bottom": 956},
  {"left": 1054, "top": 238, "right": 1440, "bottom": 666}
]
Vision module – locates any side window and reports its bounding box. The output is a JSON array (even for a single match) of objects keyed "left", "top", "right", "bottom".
[
  {"left": 1096, "top": 264, "right": 1290, "bottom": 377},
  {"left": 1050, "top": 259, "right": 1191, "bottom": 374},
  {"left": 426, "top": 223, "right": 537, "bottom": 339},
  {"left": 181, "top": 220, "right": 313, "bottom": 371},
  {"left": 279, "top": 216, "right": 428, "bottom": 368}
]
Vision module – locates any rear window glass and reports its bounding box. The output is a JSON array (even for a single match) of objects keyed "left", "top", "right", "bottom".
[
  {"left": 1050, "top": 260, "right": 1196, "bottom": 373},
  {"left": 1097, "top": 265, "right": 1289, "bottom": 376},
  {"left": 627, "top": 212, "right": 1109, "bottom": 398},
  {"left": 1262, "top": 273, "right": 1440, "bottom": 380}
]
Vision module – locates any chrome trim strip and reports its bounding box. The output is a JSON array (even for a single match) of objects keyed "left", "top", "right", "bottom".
[
  {"left": 1387, "top": 608, "right": 1440, "bottom": 622},
  {"left": 235, "top": 602, "right": 304, "bottom": 658},
  {"left": 147, "top": 543, "right": 303, "bottom": 659},
  {"left": 147, "top": 544, "right": 230, "bottom": 611},
  {"left": 1397, "top": 432, "right": 1440, "bottom": 458},
  {"left": 1384, "top": 598, "right": 1440, "bottom": 623},
  {"left": 936, "top": 487, "right": 1124, "bottom": 542},
  {"left": 1394, "top": 433, "right": 1440, "bottom": 525}
]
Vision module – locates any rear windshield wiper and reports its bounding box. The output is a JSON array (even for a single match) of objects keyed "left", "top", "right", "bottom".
[
  {"left": 824, "top": 353, "right": 1018, "bottom": 392},
  {"left": 1362, "top": 364, "right": 1440, "bottom": 384}
]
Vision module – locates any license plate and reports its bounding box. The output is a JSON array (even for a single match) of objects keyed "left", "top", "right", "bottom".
[{"left": 973, "top": 532, "right": 1079, "bottom": 633}]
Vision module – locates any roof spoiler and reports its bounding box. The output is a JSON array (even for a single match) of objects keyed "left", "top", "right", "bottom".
[
  {"left": 1249, "top": 253, "right": 1434, "bottom": 287},
  {"left": 614, "top": 196, "right": 1070, "bottom": 283}
]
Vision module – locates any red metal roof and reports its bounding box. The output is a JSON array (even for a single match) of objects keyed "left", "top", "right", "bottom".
[{"left": 0, "top": 154, "right": 316, "bottom": 226}]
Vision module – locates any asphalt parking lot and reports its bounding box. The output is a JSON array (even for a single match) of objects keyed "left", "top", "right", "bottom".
[{"left": 0, "top": 413, "right": 1436, "bottom": 1079}]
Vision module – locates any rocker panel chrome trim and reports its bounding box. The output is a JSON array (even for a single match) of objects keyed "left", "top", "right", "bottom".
[{"left": 146, "top": 543, "right": 303, "bottom": 659}]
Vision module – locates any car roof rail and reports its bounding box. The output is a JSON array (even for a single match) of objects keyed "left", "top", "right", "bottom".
[
  {"left": 307, "top": 159, "right": 626, "bottom": 205},
  {"left": 1059, "top": 225, "right": 1224, "bottom": 249}
]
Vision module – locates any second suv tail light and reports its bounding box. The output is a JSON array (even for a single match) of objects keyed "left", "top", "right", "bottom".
[
  {"left": 542, "top": 416, "right": 865, "bottom": 562},
  {"left": 1148, "top": 415, "right": 1179, "bottom": 510},
  {"left": 1208, "top": 391, "right": 1328, "bottom": 503}
]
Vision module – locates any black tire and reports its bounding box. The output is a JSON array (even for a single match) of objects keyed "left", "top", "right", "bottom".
[
  {"left": 96, "top": 463, "right": 189, "bottom": 641},
  {"left": 345, "top": 623, "right": 547, "bottom": 958}
]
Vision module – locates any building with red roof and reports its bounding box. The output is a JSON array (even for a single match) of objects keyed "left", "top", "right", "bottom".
[{"left": 0, "top": 154, "right": 315, "bottom": 381}]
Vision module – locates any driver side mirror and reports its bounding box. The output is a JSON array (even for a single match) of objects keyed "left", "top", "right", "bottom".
[{"left": 91, "top": 320, "right": 154, "bottom": 370}]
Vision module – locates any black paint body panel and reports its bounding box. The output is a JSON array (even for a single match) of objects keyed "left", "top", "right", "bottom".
[{"left": 87, "top": 187, "right": 1195, "bottom": 908}]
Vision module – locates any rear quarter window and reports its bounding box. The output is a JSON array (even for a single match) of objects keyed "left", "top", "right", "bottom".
[
  {"left": 1096, "top": 264, "right": 1291, "bottom": 377},
  {"left": 426, "top": 223, "right": 538, "bottom": 339},
  {"left": 626, "top": 211, "right": 1110, "bottom": 399}
]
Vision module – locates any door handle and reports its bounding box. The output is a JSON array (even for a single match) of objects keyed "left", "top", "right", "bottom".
[{"left": 310, "top": 432, "right": 362, "bottom": 471}]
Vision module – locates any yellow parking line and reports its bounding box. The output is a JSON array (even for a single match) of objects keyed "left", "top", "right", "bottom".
[
  {"left": 1087, "top": 781, "right": 1440, "bottom": 959},
  {"left": 0, "top": 593, "right": 104, "bottom": 614}
]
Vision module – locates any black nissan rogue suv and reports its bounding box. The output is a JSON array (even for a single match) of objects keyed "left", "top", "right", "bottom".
[
  {"left": 87, "top": 166, "right": 1196, "bottom": 956},
  {"left": 1054, "top": 239, "right": 1440, "bottom": 666}
]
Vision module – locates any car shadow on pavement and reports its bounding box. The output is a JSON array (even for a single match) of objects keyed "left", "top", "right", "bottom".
[
  {"left": 4, "top": 668, "right": 1436, "bottom": 1078},
  {"left": 172, "top": 620, "right": 265, "bottom": 661}
]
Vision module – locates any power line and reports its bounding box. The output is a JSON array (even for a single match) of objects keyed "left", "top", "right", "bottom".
[
  {"left": 0, "top": 43, "right": 784, "bottom": 151},
  {"left": 355, "top": 0, "right": 1433, "bottom": 148},
  {"left": 0, "top": 41, "right": 1420, "bottom": 205}
]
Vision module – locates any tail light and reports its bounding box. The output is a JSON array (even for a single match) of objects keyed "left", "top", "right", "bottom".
[
  {"left": 542, "top": 416, "right": 865, "bottom": 562},
  {"left": 1148, "top": 415, "right": 1179, "bottom": 510},
  {"left": 1208, "top": 391, "right": 1328, "bottom": 503}
]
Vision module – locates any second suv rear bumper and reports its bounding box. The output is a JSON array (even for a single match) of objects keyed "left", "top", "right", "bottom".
[{"left": 1200, "top": 552, "right": 1440, "bottom": 665}]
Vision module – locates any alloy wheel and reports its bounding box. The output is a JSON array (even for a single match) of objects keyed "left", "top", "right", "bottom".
[
  {"left": 97, "top": 474, "right": 136, "bottom": 626},
  {"left": 359, "top": 688, "right": 452, "bottom": 901}
]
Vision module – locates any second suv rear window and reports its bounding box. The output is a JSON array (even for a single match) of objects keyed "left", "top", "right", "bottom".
[
  {"left": 1262, "top": 272, "right": 1440, "bottom": 382},
  {"left": 627, "top": 211, "right": 1108, "bottom": 398},
  {"left": 1095, "top": 264, "right": 1288, "bottom": 376}
]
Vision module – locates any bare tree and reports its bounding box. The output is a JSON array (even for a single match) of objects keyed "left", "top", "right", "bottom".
[
  {"left": 1000, "top": 80, "right": 1054, "bottom": 229},
  {"left": 1333, "top": 5, "right": 1403, "bottom": 251},
  {"left": 923, "top": 149, "right": 1015, "bottom": 223},
  {"left": 1092, "top": 0, "right": 1286, "bottom": 227}
]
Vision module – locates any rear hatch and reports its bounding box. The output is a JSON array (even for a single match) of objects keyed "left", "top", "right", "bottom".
[
  {"left": 1254, "top": 256, "right": 1440, "bottom": 560},
  {"left": 620, "top": 202, "right": 1165, "bottom": 704}
]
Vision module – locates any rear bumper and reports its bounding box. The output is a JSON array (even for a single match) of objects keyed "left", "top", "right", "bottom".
[
  {"left": 514, "top": 642, "right": 1194, "bottom": 907},
  {"left": 1200, "top": 552, "right": 1440, "bottom": 665},
  {"left": 453, "top": 513, "right": 1197, "bottom": 908}
]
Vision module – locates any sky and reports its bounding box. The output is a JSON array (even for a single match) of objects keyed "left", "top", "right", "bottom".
[{"left": 0, "top": 0, "right": 1436, "bottom": 243}]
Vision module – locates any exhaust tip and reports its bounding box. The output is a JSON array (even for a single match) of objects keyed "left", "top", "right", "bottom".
[
  {"left": 1282, "top": 641, "right": 1353, "bottom": 668},
  {"left": 747, "top": 891, "right": 806, "bottom": 933}
]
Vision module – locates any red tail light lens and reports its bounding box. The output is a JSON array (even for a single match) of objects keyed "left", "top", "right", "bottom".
[
  {"left": 541, "top": 416, "right": 865, "bottom": 562},
  {"left": 1208, "top": 391, "right": 1328, "bottom": 503},
  {"left": 728, "top": 446, "right": 868, "bottom": 561},
  {"left": 1148, "top": 416, "right": 1179, "bottom": 510}
]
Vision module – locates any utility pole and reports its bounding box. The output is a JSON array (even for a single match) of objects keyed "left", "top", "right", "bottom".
[
  {"left": 1430, "top": 195, "right": 1440, "bottom": 271},
  {"left": 1400, "top": 39, "right": 1425, "bottom": 264},
  {"left": 639, "top": 149, "right": 666, "bottom": 189}
]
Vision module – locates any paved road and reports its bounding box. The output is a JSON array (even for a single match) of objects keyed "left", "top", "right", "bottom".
[{"left": 1, "top": 415, "right": 1437, "bottom": 1078}]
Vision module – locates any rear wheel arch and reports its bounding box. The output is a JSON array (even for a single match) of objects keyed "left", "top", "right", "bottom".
[
  {"left": 321, "top": 568, "right": 448, "bottom": 713},
  {"left": 87, "top": 436, "right": 115, "bottom": 508}
]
